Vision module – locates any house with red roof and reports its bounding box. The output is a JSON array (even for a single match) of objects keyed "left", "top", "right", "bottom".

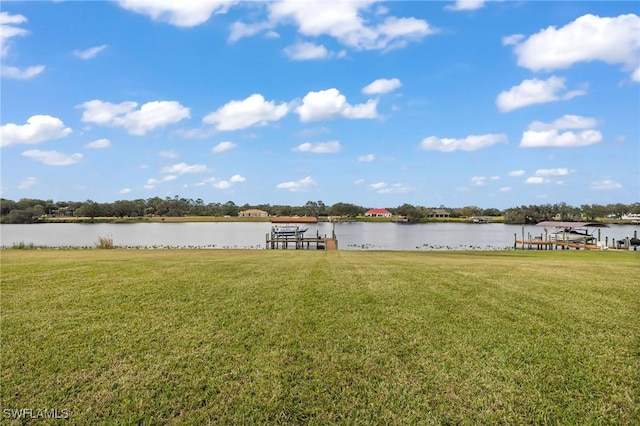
[{"left": 364, "top": 208, "right": 392, "bottom": 218}]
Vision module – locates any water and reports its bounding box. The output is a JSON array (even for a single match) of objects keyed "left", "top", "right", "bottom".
[{"left": 1, "top": 222, "right": 637, "bottom": 250}]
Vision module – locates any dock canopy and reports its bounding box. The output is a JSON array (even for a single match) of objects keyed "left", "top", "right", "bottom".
[
  {"left": 271, "top": 216, "right": 318, "bottom": 224},
  {"left": 535, "top": 221, "right": 609, "bottom": 228}
]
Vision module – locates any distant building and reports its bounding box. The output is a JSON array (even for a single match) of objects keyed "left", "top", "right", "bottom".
[
  {"left": 427, "top": 209, "right": 450, "bottom": 218},
  {"left": 238, "top": 209, "right": 269, "bottom": 217},
  {"left": 364, "top": 208, "right": 392, "bottom": 217}
]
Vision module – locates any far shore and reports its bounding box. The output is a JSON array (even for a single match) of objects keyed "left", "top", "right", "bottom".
[{"left": 25, "top": 215, "right": 639, "bottom": 225}]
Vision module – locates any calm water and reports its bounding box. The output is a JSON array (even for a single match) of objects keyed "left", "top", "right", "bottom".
[{"left": 1, "top": 222, "right": 637, "bottom": 250}]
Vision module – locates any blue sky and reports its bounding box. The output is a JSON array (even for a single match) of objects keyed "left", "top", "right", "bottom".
[{"left": 1, "top": 0, "right": 639, "bottom": 209}]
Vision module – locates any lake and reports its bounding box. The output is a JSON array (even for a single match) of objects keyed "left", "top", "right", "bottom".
[{"left": 1, "top": 222, "right": 637, "bottom": 250}]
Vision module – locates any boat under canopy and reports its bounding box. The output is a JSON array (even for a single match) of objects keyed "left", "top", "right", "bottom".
[
  {"left": 536, "top": 221, "right": 609, "bottom": 243},
  {"left": 535, "top": 221, "right": 609, "bottom": 228}
]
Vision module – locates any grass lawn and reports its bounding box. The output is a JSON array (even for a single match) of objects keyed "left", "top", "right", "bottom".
[{"left": 1, "top": 250, "right": 638, "bottom": 424}]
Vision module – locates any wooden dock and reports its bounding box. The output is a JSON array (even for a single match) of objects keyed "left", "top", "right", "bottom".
[
  {"left": 266, "top": 233, "right": 337, "bottom": 250},
  {"left": 514, "top": 237, "right": 633, "bottom": 251},
  {"left": 266, "top": 216, "right": 338, "bottom": 250}
]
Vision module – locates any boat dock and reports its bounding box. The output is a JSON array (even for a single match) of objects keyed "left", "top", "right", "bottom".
[
  {"left": 266, "top": 216, "right": 338, "bottom": 250},
  {"left": 266, "top": 232, "right": 337, "bottom": 250},
  {"left": 514, "top": 223, "right": 638, "bottom": 251}
]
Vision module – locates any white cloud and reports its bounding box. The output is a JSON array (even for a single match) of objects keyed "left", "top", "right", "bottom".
[
  {"left": 143, "top": 175, "right": 177, "bottom": 190},
  {"left": 525, "top": 177, "right": 547, "bottom": 184},
  {"left": 116, "top": 101, "right": 190, "bottom": 135},
  {"left": 159, "top": 150, "right": 178, "bottom": 158},
  {"left": 445, "top": 1, "right": 486, "bottom": 12},
  {"left": 84, "top": 138, "right": 111, "bottom": 149},
  {"left": 1, "top": 12, "right": 45, "bottom": 80},
  {"left": 213, "top": 180, "right": 232, "bottom": 189},
  {"left": 362, "top": 78, "right": 402, "bottom": 95},
  {"left": 232, "top": 1, "right": 434, "bottom": 51},
  {"left": 508, "top": 170, "right": 526, "bottom": 177},
  {"left": 196, "top": 174, "right": 245, "bottom": 189},
  {"left": 502, "top": 34, "right": 524, "bottom": 46},
  {"left": 212, "top": 141, "right": 236, "bottom": 154},
  {"left": 419, "top": 133, "right": 507, "bottom": 152},
  {"left": 591, "top": 179, "right": 622, "bottom": 190},
  {"left": 470, "top": 176, "right": 487, "bottom": 186},
  {"left": 0, "top": 12, "right": 28, "bottom": 58},
  {"left": 1, "top": 115, "right": 72, "bottom": 147},
  {"left": 499, "top": 187, "right": 511, "bottom": 192},
  {"left": 496, "top": 76, "right": 586, "bottom": 112},
  {"left": 296, "top": 88, "right": 378, "bottom": 122},
  {"left": 73, "top": 44, "right": 107, "bottom": 60},
  {"left": 358, "top": 154, "right": 375, "bottom": 162},
  {"left": 510, "top": 14, "right": 640, "bottom": 78},
  {"left": 354, "top": 179, "right": 365, "bottom": 185},
  {"left": 521, "top": 129, "right": 602, "bottom": 148},
  {"left": 161, "top": 162, "right": 209, "bottom": 174},
  {"left": 531, "top": 115, "right": 598, "bottom": 131},
  {"left": 18, "top": 177, "right": 38, "bottom": 190},
  {"left": 1, "top": 65, "right": 45, "bottom": 80},
  {"left": 119, "top": 188, "right": 131, "bottom": 195},
  {"left": 117, "top": 0, "right": 238, "bottom": 27},
  {"left": 632, "top": 66, "right": 640, "bottom": 82},
  {"left": 293, "top": 141, "right": 341, "bottom": 154},
  {"left": 0, "top": 12, "right": 27, "bottom": 25},
  {"left": 203, "top": 94, "right": 288, "bottom": 131},
  {"left": 22, "top": 149, "right": 83, "bottom": 166},
  {"left": 283, "top": 41, "right": 330, "bottom": 60},
  {"left": 265, "top": 30, "right": 280, "bottom": 39},
  {"left": 78, "top": 99, "right": 190, "bottom": 135},
  {"left": 228, "top": 21, "right": 272, "bottom": 42},
  {"left": 534, "top": 168, "right": 570, "bottom": 177},
  {"left": 276, "top": 176, "right": 316, "bottom": 192},
  {"left": 369, "top": 181, "right": 411, "bottom": 194},
  {"left": 78, "top": 100, "right": 137, "bottom": 125},
  {"left": 520, "top": 115, "right": 602, "bottom": 148}
]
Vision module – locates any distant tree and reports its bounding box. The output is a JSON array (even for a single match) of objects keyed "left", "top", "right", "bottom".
[
  {"left": 303, "top": 200, "right": 319, "bottom": 217},
  {"left": 112, "top": 200, "right": 142, "bottom": 218},
  {"left": 607, "top": 203, "right": 629, "bottom": 218},
  {"left": 74, "top": 200, "right": 102, "bottom": 219},
  {"left": 156, "top": 196, "right": 190, "bottom": 217},
  {"left": 188, "top": 198, "right": 207, "bottom": 216},
  {"left": 628, "top": 202, "right": 640, "bottom": 215},
  {"left": 1, "top": 209, "right": 36, "bottom": 224},
  {"left": 15, "top": 198, "right": 47, "bottom": 210},
  {"left": 481, "top": 208, "right": 502, "bottom": 216},
  {"left": 221, "top": 201, "right": 238, "bottom": 217},
  {"left": 272, "top": 205, "right": 293, "bottom": 216},
  {"left": 327, "top": 202, "right": 364, "bottom": 217},
  {"left": 0, "top": 199, "right": 17, "bottom": 216},
  {"left": 395, "top": 203, "right": 421, "bottom": 222},
  {"left": 460, "top": 206, "right": 482, "bottom": 217}
]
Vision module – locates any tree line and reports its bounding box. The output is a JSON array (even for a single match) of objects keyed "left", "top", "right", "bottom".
[{"left": 1, "top": 197, "right": 638, "bottom": 225}]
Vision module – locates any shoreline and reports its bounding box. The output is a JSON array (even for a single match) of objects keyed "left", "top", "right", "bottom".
[{"left": 25, "top": 216, "right": 639, "bottom": 226}]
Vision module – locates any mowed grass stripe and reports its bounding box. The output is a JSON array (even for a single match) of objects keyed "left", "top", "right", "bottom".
[{"left": 1, "top": 250, "right": 638, "bottom": 424}]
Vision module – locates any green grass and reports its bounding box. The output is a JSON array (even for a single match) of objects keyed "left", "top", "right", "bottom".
[{"left": 1, "top": 250, "right": 638, "bottom": 424}]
